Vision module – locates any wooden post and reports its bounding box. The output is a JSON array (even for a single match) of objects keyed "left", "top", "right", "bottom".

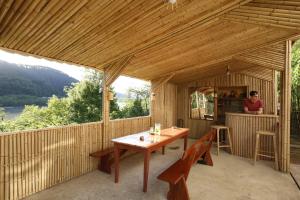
[
  {"left": 279, "top": 40, "right": 292, "bottom": 172},
  {"left": 150, "top": 73, "right": 175, "bottom": 127},
  {"left": 102, "top": 72, "right": 110, "bottom": 150},
  {"left": 102, "top": 55, "right": 134, "bottom": 150},
  {"left": 273, "top": 70, "right": 278, "bottom": 115}
]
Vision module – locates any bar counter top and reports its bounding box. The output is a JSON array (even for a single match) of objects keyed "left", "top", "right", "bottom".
[{"left": 225, "top": 112, "right": 278, "bottom": 118}]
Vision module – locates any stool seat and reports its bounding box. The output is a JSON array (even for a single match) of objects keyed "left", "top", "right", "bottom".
[
  {"left": 256, "top": 131, "right": 276, "bottom": 136},
  {"left": 211, "top": 125, "right": 233, "bottom": 156},
  {"left": 211, "top": 125, "right": 228, "bottom": 129}
]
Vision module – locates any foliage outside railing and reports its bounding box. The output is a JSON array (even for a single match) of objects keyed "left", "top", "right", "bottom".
[{"left": 0, "top": 116, "right": 151, "bottom": 200}]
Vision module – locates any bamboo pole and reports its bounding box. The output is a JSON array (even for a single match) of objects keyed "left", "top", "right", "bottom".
[{"left": 279, "top": 40, "right": 292, "bottom": 172}]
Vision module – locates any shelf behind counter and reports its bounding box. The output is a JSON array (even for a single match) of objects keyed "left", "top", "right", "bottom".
[{"left": 225, "top": 112, "right": 279, "bottom": 159}]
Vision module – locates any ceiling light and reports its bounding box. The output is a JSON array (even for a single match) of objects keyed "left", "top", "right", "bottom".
[
  {"left": 226, "top": 65, "right": 230, "bottom": 76},
  {"left": 165, "top": 0, "right": 177, "bottom": 10}
]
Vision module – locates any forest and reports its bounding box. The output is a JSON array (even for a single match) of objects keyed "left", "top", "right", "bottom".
[
  {"left": 0, "top": 60, "right": 77, "bottom": 106},
  {"left": 0, "top": 70, "right": 150, "bottom": 132}
]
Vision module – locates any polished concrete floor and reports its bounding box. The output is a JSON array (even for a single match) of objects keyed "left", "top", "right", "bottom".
[{"left": 25, "top": 140, "right": 300, "bottom": 200}]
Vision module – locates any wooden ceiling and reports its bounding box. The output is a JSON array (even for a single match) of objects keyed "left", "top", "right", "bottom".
[{"left": 0, "top": 0, "right": 299, "bottom": 83}]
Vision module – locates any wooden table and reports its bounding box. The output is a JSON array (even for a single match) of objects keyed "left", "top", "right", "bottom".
[{"left": 112, "top": 127, "right": 189, "bottom": 192}]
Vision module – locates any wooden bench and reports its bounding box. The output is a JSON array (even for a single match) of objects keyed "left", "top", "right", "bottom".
[
  {"left": 195, "top": 129, "right": 216, "bottom": 166},
  {"left": 157, "top": 130, "right": 215, "bottom": 200},
  {"left": 90, "top": 148, "right": 127, "bottom": 174}
]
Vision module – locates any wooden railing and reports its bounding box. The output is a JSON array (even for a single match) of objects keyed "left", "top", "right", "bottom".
[{"left": 0, "top": 116, "right": 151, "bottom": 200}]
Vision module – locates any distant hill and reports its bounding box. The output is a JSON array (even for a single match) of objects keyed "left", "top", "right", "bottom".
[{"left": 0, "top": 60, "right": 78, "bottom": 106}]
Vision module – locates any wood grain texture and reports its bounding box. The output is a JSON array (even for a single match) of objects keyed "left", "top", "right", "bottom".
[
  {"left": 151, "top": 82, "right": 177, "bottom": 129},
  {"left": 177, "top": 71, "right": 277, "bottom": 137},
  {"left": 0, "top": 116, "right": 150, "bottom": 200},
  {"left": 225, "top": 113, "right": 278, "bottom": 160},
  {"left": 0, "top": 0, "right": 298, "bottom": 81}
]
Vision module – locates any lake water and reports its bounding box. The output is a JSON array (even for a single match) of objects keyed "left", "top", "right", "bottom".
[{"left": 3, "top": 107, "right": 24, "bottom": 120}]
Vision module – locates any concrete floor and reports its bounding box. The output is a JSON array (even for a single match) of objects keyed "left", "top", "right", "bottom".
[
  {"left": 291, "top": 164, "right": 300, "bottom": 189},
  {"left": 25, "top": 140, "right": 300, "bottom": 200}
]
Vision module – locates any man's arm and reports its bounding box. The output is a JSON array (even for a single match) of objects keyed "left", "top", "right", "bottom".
[
  {"left": 256, "top": 107, "right": 263, "bottom": 115},
  {"left": 244, "top": 107, "right": 255, "bottom": 114}
]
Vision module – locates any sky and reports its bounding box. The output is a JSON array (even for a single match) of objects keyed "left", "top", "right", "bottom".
[{"left": 0, "top": 49, "right": 149, "bottom": 94}]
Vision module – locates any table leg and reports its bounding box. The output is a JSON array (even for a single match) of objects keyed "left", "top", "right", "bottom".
[
  {"left": 114, "top": 144, "right": 120, "bottom": 183},
  {"left": 143, "top": 150, "right": 151, "bottom": 192},
  {"left": 162, "top": 146, "right": 165, "bottom": 155},
  {"left": 184, "top": 136, "right": 188, "bottom": 150}
]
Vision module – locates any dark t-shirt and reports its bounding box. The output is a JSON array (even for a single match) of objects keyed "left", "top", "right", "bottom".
[{"left": 243, "top": 99, "right": 263, "bottom": 111}]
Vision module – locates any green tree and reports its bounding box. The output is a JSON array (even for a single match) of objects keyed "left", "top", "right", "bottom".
[
  {"left": 127, "top": 85, "right": 150, "bottom": 115},
  {"left": 0, "top": 70, "right": 123, "bottom": 132},
  {"left": 292, "top": 40, "right": 300, "bottom": 111},
  {"left": 0, "top": 107, "right": 5, "bottom": 121},
  {"left": 65, "top": 70, "right": 121, "bottom": 123}
]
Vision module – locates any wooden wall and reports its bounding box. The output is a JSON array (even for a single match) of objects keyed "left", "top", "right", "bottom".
[
  {"left": 177, "top": 70, "right": 276, "bottom": 138},
  {"left": 0, "top": 116, "right": 151, "bottom": 200},
  {"left": 105, "top": 116, "right": 151, "bottom": 149},
  {"left": 226, "top": 113, "right": 278, "bottom": 160},
  {"left": 151, "top": 82, "right": 177, "bottom": 129}
]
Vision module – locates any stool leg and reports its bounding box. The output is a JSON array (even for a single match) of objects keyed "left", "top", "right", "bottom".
[
  {"left": 254, "top": 133, "right": 260, "bottom": 165},
  {"left": 217, "top": 129, "right": 220, "bottom": 156},
  {"left": 273, "top": 135, "right": 279, "bottom": 170},
  {"left": 227, "top": 128, "right": 233, "bottom": 154}
]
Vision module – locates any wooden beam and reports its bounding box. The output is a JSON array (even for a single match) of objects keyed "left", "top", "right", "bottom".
[
  {"left": 152, "top": 73, "right": 175, "bottom": 93},
  {"left": 102, "top": 55, "right": 133, "bottom": 150},
  {"left": 102, "top": 72, "right": 110, "bottom": 150},
  {"left": 104, "top": 55, "right": 134, "bottom": 87},
  {"left": 279, "top": 40, "right": 292, "bottom": 172}
]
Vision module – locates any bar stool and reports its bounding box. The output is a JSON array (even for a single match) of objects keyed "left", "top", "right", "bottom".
[
  {"left": 211, "top": 125, "right": 233, "bottom": 155},
  {"left": 254, "top": 131, "right": 279, "bottom": 170}
]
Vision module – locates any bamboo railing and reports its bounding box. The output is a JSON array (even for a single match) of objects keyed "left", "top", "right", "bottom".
[{"left": 0, "top": 116, "right": 151, "bottom": 200}]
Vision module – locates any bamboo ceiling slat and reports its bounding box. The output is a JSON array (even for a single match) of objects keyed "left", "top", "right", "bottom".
[
  {"left": 127, "top": 24, "right": 264, "bottom": 74},
  {"left": 0, "top": 0, "right": 14, "bottom": 26},
  {"left": 224, "top": 0, "right": 300, "bottom": 30},
  {"left": 0, "top": 0, "right": 299, "bottom": 82},
  {"left": 126, "top": 26, "right": 290, "bottom": 80},
  {"left": 239, "top": 67, "right": 273, "bottom": 81}
]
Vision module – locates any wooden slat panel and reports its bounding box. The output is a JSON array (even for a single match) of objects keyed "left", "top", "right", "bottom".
[
  {"left": 225, "top": 113, "right": 278, "bottom": 160},
  {"left": 107, "top": 116, "right": 151, "bottom": 149},
  {"left": 177, "top": 72, "right": 277, "bottom": 137},
  {"left": 0, "top": 116, "right": 150, "bottom": 199},
  {"left": 0, "top": 121, "right": 103, "bottom": 200}
]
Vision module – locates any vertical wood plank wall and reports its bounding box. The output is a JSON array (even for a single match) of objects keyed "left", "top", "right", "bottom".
[
  {"left": 151, "top": 82, "right": 177, "bottom": 129},
  {"left": 0, "top": 116, "right": 151, "bottom": 200},
  {"left": 177, "top": 72, "right": 276, "bottom": 138},
  {"left": 225, "top": 113, "right": 278, "bottom": 160},
  {"left": 104, "top": 116, "right": 151, "bottom": 149}
]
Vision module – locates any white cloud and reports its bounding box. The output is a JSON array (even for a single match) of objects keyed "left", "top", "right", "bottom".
[{"left": 112, "top": 76, "right": 150, "bottom": 94}]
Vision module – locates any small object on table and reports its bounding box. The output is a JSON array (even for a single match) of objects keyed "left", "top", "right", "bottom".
[{"left": 140, "top": 136, "right": 144, "bottom": 141}]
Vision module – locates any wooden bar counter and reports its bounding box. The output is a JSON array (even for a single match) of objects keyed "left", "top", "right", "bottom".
[{"left": 225, "top": 112, "right": 279, "bottom": 159}]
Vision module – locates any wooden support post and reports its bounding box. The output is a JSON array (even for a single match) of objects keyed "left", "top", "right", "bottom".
[
  {"left": 150, "top": 73, "right": 175, "bottom": 127},
  {"left": 102, "top": 55, "right": 134, "bottom": 150},
  {"left": 279, "top": 40, "right": 292, "bottom": 172},
  {"left": 102, "top": 74, "right": 110, "bottom": 150}
]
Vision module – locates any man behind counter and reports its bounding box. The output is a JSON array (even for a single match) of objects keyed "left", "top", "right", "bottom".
[{"left": 243, "top": 91, "right": 263, "bottom": 115}]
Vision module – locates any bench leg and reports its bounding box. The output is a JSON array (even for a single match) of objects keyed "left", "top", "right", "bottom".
[
  {"left": 99, "top": 154, "right": 112, "bottom": 174},
  {"left": 203, "top": 152, "right": 213, "bottom": 166},
  {"left": 167, "top": 178, "right": 189, "bottom": 200}
]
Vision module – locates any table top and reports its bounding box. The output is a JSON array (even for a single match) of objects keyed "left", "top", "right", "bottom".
[{"left": 112, "top": 127, "right": 189, "bottom": 148}]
